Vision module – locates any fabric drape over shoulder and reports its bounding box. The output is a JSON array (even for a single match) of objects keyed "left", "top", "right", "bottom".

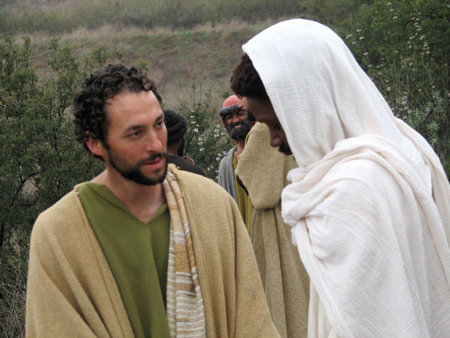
[
  {"left": 218, "top": 147, "right": 237, "bottom": 201},
  {"left": 236, "top": 122, "right": 309, "bottom": 338},
  {"left": 26, "top": 166, "right": 279, "bottom": 337},
  {"left": 243, "top": 19, "right": 450, "bottom": 337}
]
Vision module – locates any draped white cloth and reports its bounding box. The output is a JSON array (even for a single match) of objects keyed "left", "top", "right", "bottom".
[{"left": 243, "top": 19, "right": 450, "bottom": 337}]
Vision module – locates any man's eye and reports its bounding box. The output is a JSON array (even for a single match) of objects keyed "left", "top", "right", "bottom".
[
  {"left": 155, "top": 120, "right": 165, "bottom": 128},
  {"left": 128, "top": 130, "right": 141, "bottom": 138}
]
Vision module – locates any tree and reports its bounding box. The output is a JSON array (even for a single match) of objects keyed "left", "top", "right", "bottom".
[
  {"left": 179, "top": 77, "right": 234, "bottom": 179},
  {"left": 344, "top": 0, "right": 449, "bottom": 174},
  {"left": 0, "top": 36, "right": 117, "bottom": 337}
]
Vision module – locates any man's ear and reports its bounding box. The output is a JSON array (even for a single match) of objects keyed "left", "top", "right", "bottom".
[{"left": 85, "top": 136, "right": 105, "bottom": 158}]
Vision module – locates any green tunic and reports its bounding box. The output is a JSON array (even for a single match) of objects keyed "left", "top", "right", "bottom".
[{"left": 78, "top": 182, "right": 170, "bottom": 338}]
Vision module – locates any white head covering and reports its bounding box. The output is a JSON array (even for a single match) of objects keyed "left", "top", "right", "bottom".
[
  {"left": 243, "top": 19, "right": 422, "bottom": 168},
  {"left": 243, "top": 19, "right": 450, "bottom": 337}
]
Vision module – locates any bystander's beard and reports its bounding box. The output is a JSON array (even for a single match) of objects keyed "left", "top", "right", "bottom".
[{"left": 227, "top": 119, "right": 253, "bottom": 141}]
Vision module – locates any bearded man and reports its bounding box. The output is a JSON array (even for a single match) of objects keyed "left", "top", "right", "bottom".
[
  {"left": 231, "top": 19, "right": 450, "bottom": 337},
  {"left": 217, "top": 95, "right": 255, "bottom": 230},
  {"left": 25, "top": 64, "right": 279, "bottom": 337}
]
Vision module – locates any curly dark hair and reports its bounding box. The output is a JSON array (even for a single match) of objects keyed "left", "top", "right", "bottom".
[
  {"left": 230, "top": 54, "right": 269, "bottom": 102},
  {"left": 73, "top": 63, "right": 162, "bottom": 158}
]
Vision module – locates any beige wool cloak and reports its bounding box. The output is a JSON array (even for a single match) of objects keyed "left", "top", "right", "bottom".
[
  {"left": 26, "top": 166, "right": 279, "bottom": 338},
  {"left": 236, "top": 123, "right": 310, "bottom": 338}
]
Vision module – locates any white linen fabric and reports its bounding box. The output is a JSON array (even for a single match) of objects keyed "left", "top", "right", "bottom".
[{"left": 243, "top": 19, "right": 450, "bottom": 337}]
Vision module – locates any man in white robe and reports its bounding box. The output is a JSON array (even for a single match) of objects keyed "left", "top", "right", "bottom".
[{"left": 230, "top": 18, "right": 450, "bottom": 337}]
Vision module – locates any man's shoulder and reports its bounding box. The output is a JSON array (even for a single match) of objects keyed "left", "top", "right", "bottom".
[
  {"left": 170, "top": 167, "right": 230, "bottom": 200},
  {"left": 39, "top": 187, "right": 80, "bottom": 217},
  {"left": 167, "top": 155, "right": 206, "bottom": 176},
  {"left": 32, "top": 185, "right": 84, "bottom": 237},
  {"left": 171, "top": 167, "right": 215, "bottom": 187}
]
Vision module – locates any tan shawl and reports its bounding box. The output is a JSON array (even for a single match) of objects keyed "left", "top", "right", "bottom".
[
  {"left": 163, "top": 171, "right": 206, "bottom": 336},
  {"left": 236, "top": 123, "right": 310, "bottom": 338},
  {"left": 26, "top": 166, "right": 279, "bottom": 337}
]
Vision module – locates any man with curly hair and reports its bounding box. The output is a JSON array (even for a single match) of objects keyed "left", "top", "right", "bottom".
[
  {"left": 26, "top": 64, "right": 279, "bottom": 337},
  {"left": 231, "top": 19, "right": 450, "bottom": 337}
]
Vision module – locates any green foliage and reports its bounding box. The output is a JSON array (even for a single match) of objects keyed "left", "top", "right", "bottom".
[
  {"left": 345, "top": 0, "right": 449, "bottom": 175},
  {"left": 308, "top": 0, "right": 375, "bottom": 27},
  {"left": 0, "top": 0, "right": 308, "bottom": 34},
  {"left": 0, "top": 245, "right": 27, "bottom": 338},
  {"left": 176, "top": 77, "right": 233, "bottom": 179},
  {"left": 0, "top": 36, "right": 119, "bottom": 336}
]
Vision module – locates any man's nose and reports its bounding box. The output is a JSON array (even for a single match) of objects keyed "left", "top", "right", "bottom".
[
  {"left": 145, "top": 131, "right": 165, "bottom": 153},
  {"left": 231, "top": 114, "right": 241, "bottom": 123}
]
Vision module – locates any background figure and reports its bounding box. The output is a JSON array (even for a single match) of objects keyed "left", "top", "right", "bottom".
[
  {"left": 231, "top": 19, "right": 450, "bottom": 337},
  {"left": 164, "top": 109, "right": 206, "bottom": 176},
  {"left": 217, "top": 95, "right": 255, "bottom": 231},
  {"left": 236, "top": 122, "right": 310, "bottom": 337},
  {"left": 26, "top": 64, "right": 279, "bottom": 337}
]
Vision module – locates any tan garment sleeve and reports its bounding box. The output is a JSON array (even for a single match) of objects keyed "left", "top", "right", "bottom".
[{"left": 26, "top": 190, "right": 133, "bottom": 338}]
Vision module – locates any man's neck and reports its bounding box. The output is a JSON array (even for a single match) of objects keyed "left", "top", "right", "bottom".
[
  {"left": 166, "top": 143, "right": 179, "bottom": 156},
  {"left": 234, "top": 140, "right": 245, "bottom": 162},
  {"left": 92, "top": 169, "right": 165, "bottom": 223}
]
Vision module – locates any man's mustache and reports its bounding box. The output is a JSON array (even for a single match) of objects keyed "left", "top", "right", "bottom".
[
  {"left": 139, "top": 152, "right": 168, "bottom": 165},
  {"left": 230, "top": 121, "right": 244, "bottom": 128}
]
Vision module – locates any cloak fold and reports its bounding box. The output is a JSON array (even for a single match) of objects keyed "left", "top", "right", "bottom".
[{"left": 236, "top": 123, "right": 310, "bottom": 338}]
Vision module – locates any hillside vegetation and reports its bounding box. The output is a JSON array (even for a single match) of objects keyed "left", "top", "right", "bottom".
[
  {"left": 0, "top": 0, "right": 371, "bottom": 108},
  {"left": 0, "top": 0, "right": 362, "bottom": 33},
  {"left": 0, "top": 0, "right": 448, "bottom": 336}
]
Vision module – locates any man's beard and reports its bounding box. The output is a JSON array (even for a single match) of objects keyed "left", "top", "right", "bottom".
[
  {"left": 107, "top": 149, "right": 168, "bottom": 186},
  {"left": 278, "top": 144, "right": 292, "bottom": 155},
  {"left": 226, "top": 119, "right": 253, "bottom": 141}
]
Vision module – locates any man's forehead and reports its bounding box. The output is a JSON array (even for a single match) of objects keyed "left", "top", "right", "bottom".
[{"left": 105, "top": 90, "right": 163, "bottom": 125}]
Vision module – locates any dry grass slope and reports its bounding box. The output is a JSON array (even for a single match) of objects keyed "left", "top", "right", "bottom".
[{"left": 25, "top": 19, "right": 285, "bottom": 111}]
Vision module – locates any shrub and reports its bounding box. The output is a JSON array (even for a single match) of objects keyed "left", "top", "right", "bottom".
[
  {"left": 344, "top": 0, "right": 449, "bottom": 175},
  {"left": 0, "top": 36, "right": 118, "bottom": 336},
  {"left": 175, "top": 76, "right": 234, "bottom": 179}
]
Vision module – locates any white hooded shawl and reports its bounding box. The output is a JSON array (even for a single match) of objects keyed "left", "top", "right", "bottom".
[{"left": 243, "top": 19, "right": 450, "bottom": 337}]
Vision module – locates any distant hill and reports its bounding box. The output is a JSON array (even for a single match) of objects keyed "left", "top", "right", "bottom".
[
  {"left": 24, "top": 21, "right": 278, "bottom": 112},
  {"left": 1, "top": 0, "right": 367, "bottom": 111}
]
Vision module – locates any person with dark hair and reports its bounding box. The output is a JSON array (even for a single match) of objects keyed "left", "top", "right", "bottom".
[
  {"left": 164, "top": 109, "right": 206, "bottom": 176},
  {"left": 235, "top": 122, "right": 310, "bottom": 338},
  {"left": 219, "top": 93, "right": 310, "bottom": 337},
  {"left": 231, "top": 19, "right": 450, "bottom": 337},
  {"left": 217, "top": 95, "right": 255, "bottom": 231},
  {"left": 26, "top": 64, "right": 280, "bottom": 337}
]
